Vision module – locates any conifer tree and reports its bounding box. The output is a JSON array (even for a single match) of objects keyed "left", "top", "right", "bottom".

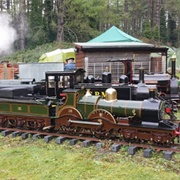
[{"left": 160, "top": 7, "right": 167, "bottom": 43}]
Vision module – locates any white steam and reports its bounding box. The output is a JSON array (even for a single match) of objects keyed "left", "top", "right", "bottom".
[{"left": 0, "top": 12, "right": 17, "bottom": 56}]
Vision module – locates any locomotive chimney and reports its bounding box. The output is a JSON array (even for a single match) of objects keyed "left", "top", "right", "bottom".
[
  {"left": 102, "top": 69, "right": 111, "bottom": 83},
  {"left": 139, "top": 67, "right": 145, "bottom": 84},
  {"left": 149, "top": 88, "right": 156, "bottom": 99},
  {"left": 171, "top": 54, "right": 176, "bottom": 79},
  {"left": 169, "top": 54, "right": 179, "bottom": 98}
]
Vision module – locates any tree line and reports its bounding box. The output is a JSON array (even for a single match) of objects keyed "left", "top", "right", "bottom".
[{"left": 0, "top": 0, "right": 180, "bottom": 53}]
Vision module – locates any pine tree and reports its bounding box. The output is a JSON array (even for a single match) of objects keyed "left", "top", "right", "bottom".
[
  {"left": 143, "top": 21, "right": 152, "bottom": 39},
  {"left": 43, "top": 0, "right": 57, "bottom": 42},
  {"left": 153, "top": 24, "right": 160, "bottom": 44},
  {"left": 160, "top": 7, "right": 167, "bottom": 43},
  {"left": 28, "top": 0, "right": 46, "bottom": 48},
  {"left": 168, "top": 13, "right": 177, "bottom": 46}
]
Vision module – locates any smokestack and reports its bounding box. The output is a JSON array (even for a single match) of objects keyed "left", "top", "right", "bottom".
[
  {"left": 171, "top": 54, "right": 176, "bottom": 79},
  {"left": 139, "top": 67, "right": 145, "bottom": 84},
  {"left": 161, "top": 52, "right": 166, "bottom": 74},
  {"left": 149, "top": 88, "right": 155, "bottom": 99}
]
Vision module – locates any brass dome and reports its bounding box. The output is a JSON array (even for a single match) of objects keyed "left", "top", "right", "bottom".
[{"left": 105, "top": 87, "right": 117, "bottom": 101}]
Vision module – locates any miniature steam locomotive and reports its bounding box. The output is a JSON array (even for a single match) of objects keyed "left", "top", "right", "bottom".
[
  {"left": 0, "top": 68, "right": 179, "bottom": 145},
  {"left": 0, "top": 55, "right": 179, "bottom": 145}
]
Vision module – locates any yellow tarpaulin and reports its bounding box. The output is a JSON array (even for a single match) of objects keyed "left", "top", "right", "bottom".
[{"left": 39, "top": 48, "right": 75, "bottom": 63}]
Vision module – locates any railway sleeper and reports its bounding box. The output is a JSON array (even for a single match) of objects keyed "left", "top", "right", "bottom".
[{"left": 0, "top": 129, "right": 179, "bottom": 159}]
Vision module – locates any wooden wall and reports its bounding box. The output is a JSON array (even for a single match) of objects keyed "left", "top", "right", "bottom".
[
  {"left": 75, "top": 50, "right": 85, "bottom": 68},
  {"left": 151, "top": 57, "right": 162, "bottom": 73},
  {"left": 75, "top": 50, "right": 151, "bottom": 80}
]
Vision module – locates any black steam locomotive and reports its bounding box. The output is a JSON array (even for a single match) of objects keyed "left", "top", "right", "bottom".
[
  {"left": 0, "top": 67, "right": 179, "bottom": 145},
  {"left": 80, "top": 57, "right": 179, "bottom": 101}
]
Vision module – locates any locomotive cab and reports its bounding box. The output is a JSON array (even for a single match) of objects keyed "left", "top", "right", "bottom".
[{"left": 45, "top": 69, "right": 85, "bottom": 99}]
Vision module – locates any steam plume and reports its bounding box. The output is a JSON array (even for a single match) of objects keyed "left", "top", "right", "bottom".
[{"left": 0, "top": 12, "right": 17, "bottom": 56}]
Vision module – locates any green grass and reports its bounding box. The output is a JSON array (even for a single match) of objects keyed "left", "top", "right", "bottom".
[{"left": 0, "top": 135, "right": 179, "bottom": 180}]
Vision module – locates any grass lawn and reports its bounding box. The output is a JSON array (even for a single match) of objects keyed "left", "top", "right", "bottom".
[{"left": 0, "top": 135, "right": 179, "bottom": 180}]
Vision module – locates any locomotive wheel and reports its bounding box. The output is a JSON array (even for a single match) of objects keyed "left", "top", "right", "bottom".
[
  {"left": 26, "top": 121, "right": 38, "bottom": 130},
  {"left": 1, "top": 117, "right": 8, "bottom": 127},
  {"left": 57, "top": 106, "right": 83, "bottom": 135},
  {"left": 1, "top": 117, "right": 23, "bottom": 128},
  {"left": 58, "top": 106, "right": 83, "bottom": 119},
  {"left": 93, "top": 129, "right": 115, "bottom": 139},
  {"left": 0, "top": 117, "right": 2, "bottom": 126},
  {"left": 24, "top": 119, "right": 42, "bottom": 130},
  {"left": 152, "top": 132, "right": 173, "bottom": 145},
  {"left": 121, "top": 128, "right": 137, "bottom": 143},
  {"left": 16, "top": 118, "right": 25, "bottom": 128},
  {"left": 87, "top": 109, "right": 116, "bottom": 138},
  {"left": 8, "top": 119, "right": 17, "bottom": 127},
  {"left": 63, "top": 126, "right": 80, "bottom": 135},
  {"left": 2, "top": 117, "right": 17, "bottom": 128}
]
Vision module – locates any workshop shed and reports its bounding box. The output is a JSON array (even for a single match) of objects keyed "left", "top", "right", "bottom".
[{"left": 74, "top": 42, "right": 168, "bottom": 81}]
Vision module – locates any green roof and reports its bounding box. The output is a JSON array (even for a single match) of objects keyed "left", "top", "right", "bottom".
[{"left": 88, "top": 26, "right": 141, "bottom": 43}]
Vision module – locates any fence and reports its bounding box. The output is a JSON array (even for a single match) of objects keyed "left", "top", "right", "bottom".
[
  {"left": 87, "top": 62, "right": 125, "bottom": 82},
  {"left": 87, "top": 59, "right": 165, "bottom": 82}
]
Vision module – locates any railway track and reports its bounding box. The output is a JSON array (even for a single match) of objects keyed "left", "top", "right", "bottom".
[{"left": 0, "top": 127, "right": 179, "bottom": 160}]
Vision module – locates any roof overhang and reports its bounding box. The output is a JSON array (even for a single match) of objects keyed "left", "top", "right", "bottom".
[{"left": 74, "top": 42, "right": 168, "bottom": 53}]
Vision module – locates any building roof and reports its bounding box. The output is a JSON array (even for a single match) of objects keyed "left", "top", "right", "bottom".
[
  {"left": 75, "top": 42, "right": 154, "bottom": 48},
  {"left": 88, "top": 26, "right": 142, "bottom": 43},
  {"left": 74, "top": 42, "right": 168, "bottom": 53}
]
